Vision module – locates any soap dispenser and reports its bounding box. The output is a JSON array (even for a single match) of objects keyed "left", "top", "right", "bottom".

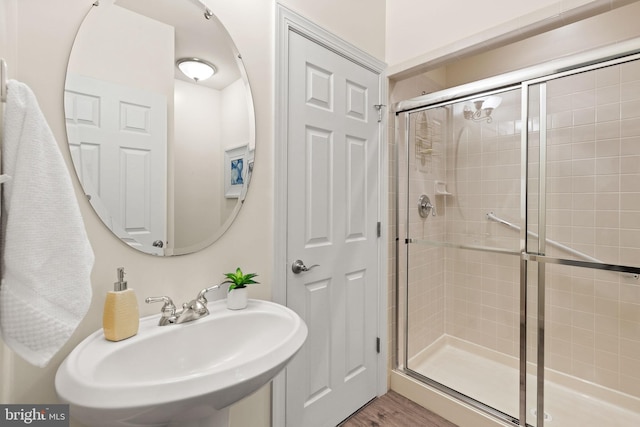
[{"left": 103, "top": 267, "right": 139, "bottom": 342}]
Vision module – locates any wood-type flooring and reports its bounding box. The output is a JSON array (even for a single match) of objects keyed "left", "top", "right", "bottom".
[{"left": 339, "top": 390, "right": 459, "bottom": 427}]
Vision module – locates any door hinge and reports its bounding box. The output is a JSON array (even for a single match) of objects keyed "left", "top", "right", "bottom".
[
  {"left": 376, "top": 337, "right": 381, "bottom": 354},
  {"left": 377, "top": 221, "right": 381, "bottom": 238},
  {"left": 374, "top": 104, "right": 386, "bottom": 123}
]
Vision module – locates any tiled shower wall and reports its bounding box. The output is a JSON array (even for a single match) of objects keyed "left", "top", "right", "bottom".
[
  {"left": 403, "top": 58, "right": 640, "bottom": 398},
  {"left": 541, "top": 62, "right": 640, "bottom": 397}
]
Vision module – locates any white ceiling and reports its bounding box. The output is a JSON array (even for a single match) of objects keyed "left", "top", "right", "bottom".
[{"left": 115, "top": 0, "right": 242, "bottom": 91}]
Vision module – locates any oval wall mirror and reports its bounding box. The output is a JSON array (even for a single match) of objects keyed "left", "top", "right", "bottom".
[{"left": 64, "top": 0, "right": 256, "bottom": 256}]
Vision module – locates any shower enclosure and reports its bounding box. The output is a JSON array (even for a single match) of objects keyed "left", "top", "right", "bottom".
[{"left": 395, "top": 40, "right": 640, "bottom": 427}]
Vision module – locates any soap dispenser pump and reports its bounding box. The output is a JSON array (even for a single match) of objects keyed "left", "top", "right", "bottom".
[{"left": 103, "top": 267, "right": 139, "bottom": 342}]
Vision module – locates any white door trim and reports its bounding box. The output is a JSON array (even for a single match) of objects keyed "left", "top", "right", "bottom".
[{"left": 273, "top": 4, "right": 388, "bottom": 426}]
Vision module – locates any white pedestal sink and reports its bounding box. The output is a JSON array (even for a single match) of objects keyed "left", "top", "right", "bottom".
[{"left": 55, "top": 299, "right": 307, "bottom": 427}]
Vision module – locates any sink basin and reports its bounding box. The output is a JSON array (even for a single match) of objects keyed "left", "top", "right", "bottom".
[{"left": 55, "top": 299, "right": 307, "bottom": 426}]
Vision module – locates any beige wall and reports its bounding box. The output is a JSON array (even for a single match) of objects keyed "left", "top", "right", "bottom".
[
  {"left": 279, "top": 0, "right": 386, "bottom": 60},
  {"left": 173, "top": 79, "right": 223, "bottom": 249},
  {"left": 0, "top": 0, "right": 16, "bottom": 75},
  {"left": 444, "top": 1, "right": 640, "bottom": 87},
  {"left": 386, "top": 0, "right": 571, "bottom": 67},
  {"left": 386, "top": 0, "right": 639, "bottom": 79},
  {"left": 67, "top": 3, "right": 175, "bottom": 95},
  {"left": 220, "top": 78, "right": 252, "bottom": 225}
]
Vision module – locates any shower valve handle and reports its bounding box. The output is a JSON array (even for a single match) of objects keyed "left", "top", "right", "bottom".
[{"left": 418, "top": 194, "right": 435, "bottom": 218}]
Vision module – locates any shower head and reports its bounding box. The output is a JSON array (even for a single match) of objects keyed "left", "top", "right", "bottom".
[{"left": 463, "top": 96, "right": 502, "bottom": 123}]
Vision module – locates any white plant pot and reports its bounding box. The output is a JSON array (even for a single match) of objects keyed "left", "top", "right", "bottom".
[{"left": 226, "top": 287, "right": 248, "bottom": 310}]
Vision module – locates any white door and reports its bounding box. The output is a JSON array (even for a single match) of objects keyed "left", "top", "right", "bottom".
[
  {"left": 285, "top": 31, "right": 381, "bottom": 427},
  {"left": 65, "top": 74, "right": 167, "bottom": 255}
]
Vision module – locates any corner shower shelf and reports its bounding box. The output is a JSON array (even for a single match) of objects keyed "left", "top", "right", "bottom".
[{"left": 434, "top": 181, "right": 452, "bottom": 196}]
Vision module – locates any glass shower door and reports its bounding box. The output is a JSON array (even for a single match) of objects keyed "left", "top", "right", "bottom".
[
  {"left": 530, "top": 61, "right": 640, "bottom": 427},
  {"left": 401, "top": 87, "right": 525, "bottom": 424},
  {"left": 397, "top": 44, "right": 640, "bottom": 427}
]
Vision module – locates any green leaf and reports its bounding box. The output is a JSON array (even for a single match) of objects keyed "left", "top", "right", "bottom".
[{"left": 222, "top": 267, "right": 259, "bottom": 290}]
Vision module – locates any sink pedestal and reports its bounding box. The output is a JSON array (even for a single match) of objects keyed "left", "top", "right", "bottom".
[{"left": 167, "top": 407, "right": 229, "bottom": 427}]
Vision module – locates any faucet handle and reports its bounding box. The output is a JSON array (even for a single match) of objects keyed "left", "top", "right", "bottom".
[
  {"left": 196, "top": 283, "right": 222, "bottom": 303},
  {"left": 146, "top": 296, "right": 178, "bottom": 326},
  {"left": 145, "top": 296, "right": 176, "bottom": 314},
  {"left": 178, "top": 286, "right": 220, "bottom": 324}
]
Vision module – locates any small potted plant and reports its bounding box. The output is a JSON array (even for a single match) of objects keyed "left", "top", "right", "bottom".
[{"left": 222, "top": 267, "right": 259, "bottom": 310}]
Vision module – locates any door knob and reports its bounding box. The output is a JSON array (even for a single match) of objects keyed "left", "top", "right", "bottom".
[{"left": 292, "top": 260, "right": 320, "bottom": 274}]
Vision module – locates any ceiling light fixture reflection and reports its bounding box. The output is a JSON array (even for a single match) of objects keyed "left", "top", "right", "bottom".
[
  {"left": 176, "top": 57, "right": 217, "bottom": 82},
  {"left": 463, "top": 96, "right": 502, "bottom": 123}
]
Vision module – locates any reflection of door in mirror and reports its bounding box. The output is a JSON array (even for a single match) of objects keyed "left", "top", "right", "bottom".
[
  {"left": 66, "top": 75, "right": 168, "bottom": 255},
  {"left": 65, "top": 3, "right": 172, "bottom": 256},
  {"left": 65, "top": 0, "right": 256, "bottom": 256}
]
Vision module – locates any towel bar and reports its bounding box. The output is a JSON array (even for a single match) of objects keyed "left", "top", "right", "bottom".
[
  {"left": 487, "top": 212, "right": 639, "bottom": 280},
  {"left": 1, "top": 58, "right": 7, "bottom": 103}
]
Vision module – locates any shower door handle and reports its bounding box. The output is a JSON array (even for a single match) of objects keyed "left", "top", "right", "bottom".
[{"left": 292, "top": 260, "right": 320, "bottom": 274}]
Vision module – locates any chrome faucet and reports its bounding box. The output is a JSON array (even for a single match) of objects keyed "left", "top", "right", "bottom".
[{"left": 145, "top": 284, "right": 222, "bottom": 326}]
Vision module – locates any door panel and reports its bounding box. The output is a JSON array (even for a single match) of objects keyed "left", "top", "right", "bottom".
[{"left": 285, "top": 31, "right": 380, "bottom": 427}]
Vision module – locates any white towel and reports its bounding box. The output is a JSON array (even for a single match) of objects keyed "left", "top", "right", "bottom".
[{"left": 0, "top": 80, "right": 94, "bottom": 367}]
